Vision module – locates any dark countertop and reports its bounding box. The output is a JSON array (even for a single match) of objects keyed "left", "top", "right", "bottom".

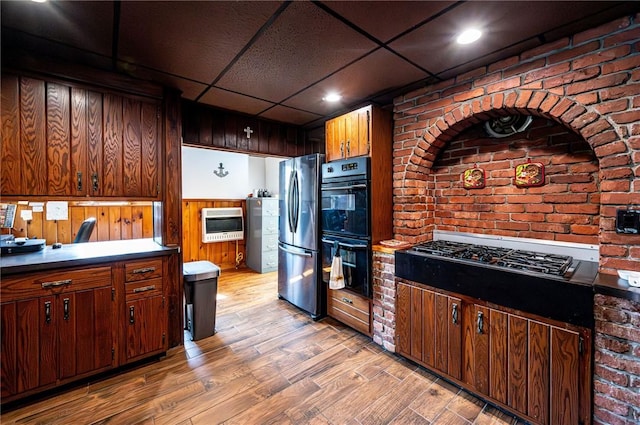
[
  {"left": 0, "top": 239, "right": 179, "bottom": 275},
  {"left": 593, "top": 272, "right": 640, "bottom": 303}
]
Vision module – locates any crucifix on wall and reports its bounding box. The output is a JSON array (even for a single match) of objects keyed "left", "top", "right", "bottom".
[{"left": 244, "top": 126, "right": 254, "bottom": 139}]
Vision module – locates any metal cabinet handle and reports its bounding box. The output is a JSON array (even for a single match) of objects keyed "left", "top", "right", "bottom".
[
  {"left": 452, "top": 303, "right": 458, "bottom": 325},
  {"left": 366, "top": 110, "right": 371, "bottom": 154},
  {"left": 44, "top": 301, "right": 52, "bottom": 324},
  {"left": 340, "top": 141, "right": 345, "bottom": 158},
  {"left": 132, "top": 267, "right": 156, "bottom": 274},
  {"left": 41, "top": 279, "right": 72, "bottom": 289},
  {"left": 477, "top": 311, "right": 484, "bottom": 334},
  {"left": 342, "top": 297, "right": 353, "bottom": 304},
  {"left": 77, "top": 172, "right": 82, "bottom": 191},
  {"left": 92, "top": 173, "right": 99, "bottom": 192},
  {"left": 346, "top": 139, "right": 350, "bottom": 156},
  {"left": 133, "top": 285, "right": 156, "bottom": 293},
  {"left": 63, "top": 298, "right": 70, "bottom": 321},
  {"left": 129, "top": 306, "right": 135, "bottom": 324}
]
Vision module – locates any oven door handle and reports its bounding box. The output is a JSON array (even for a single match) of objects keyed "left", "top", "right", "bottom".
[
  {"left": 321, "top": 239, "right": 368, "bottom": 249},
  {"left": 321, "top": 184, "right": 367, "bottom": 191}
]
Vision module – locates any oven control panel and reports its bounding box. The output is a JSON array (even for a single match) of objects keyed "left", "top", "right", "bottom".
[{"left": 322, "top": 156, "right": 369, "bottom": 180}]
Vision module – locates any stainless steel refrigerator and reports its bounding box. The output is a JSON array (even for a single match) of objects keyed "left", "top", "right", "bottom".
[{"left": 278, "top": 153, "right": 325, "bottom": 319}]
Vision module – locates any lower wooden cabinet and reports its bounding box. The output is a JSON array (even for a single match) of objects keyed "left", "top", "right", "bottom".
[
  {"left": 0, "top": 255, "right": 170, "bottom": 403},
  {"left": 327, "top": 287, "right": 371, "bottom": 336},
  {"left": 1, "top": 266, "right": 115, "bottom": 401},
  {"left": 122, "top": 258, "right": 167, "bottom": 362},
  {"left": 396, "top": 281, "right": 591, "bottom": 425}
]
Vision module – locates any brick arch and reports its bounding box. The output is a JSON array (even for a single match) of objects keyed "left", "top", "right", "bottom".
[
  {"left": 401, "top": 89, "right": 622, "bottom": 180},
  {"left": 393, "top": 88, "right": 635, "bottom": 272}
]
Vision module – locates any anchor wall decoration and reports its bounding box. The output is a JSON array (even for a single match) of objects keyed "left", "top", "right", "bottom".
[{"left": 213, "top": 162, "right": 229, "bottom": 178}]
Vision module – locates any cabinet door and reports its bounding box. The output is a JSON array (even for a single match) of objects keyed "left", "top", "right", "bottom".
[
  {"left": 325, "top": 117, "right": 342, "bottom": 162},
  {"left": 347, "top": 106, "right": 371, "bottom": 158},
  {"left": 58, "top": 287, "right": 115, "bottom": 380},
  {"left": 463, "top": 305, "right": 495, "bottom": 395},
  {"left": 0, "top": 300, "right": 43, "bottom": 396},
  {"left": 395, "top": 283, "right": 411, "bottom": 357},
  {"left": 550, "top": 328, "right": 579, "bottom": 425},
  {"left": 126, "top": 296, "right": 165, "bottom": 361}
]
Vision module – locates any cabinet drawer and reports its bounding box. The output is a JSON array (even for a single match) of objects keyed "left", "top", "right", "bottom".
[
  {"left": 1, "top": 267, "right": 112, "bottom": 301},
  {"left": 261, "top": 234, "right": 279, "bottom": 252},
  {"left": 327, "top": 288, "right": 371, "bottom": 335},
  {"left": 262, "top": 216, "right": 279, "bottom": 235},
  {"left": 125, "top": 259, "right": 163, "bottom": 282},
  {"left": 262, "top": 252, "right": 278, "bottom": 270},
  {"left": 125, "top": 277, "right": 163, "bottom": 300},
  {"left": 262, "top": 200, "right": 279, "bottom": 216}
]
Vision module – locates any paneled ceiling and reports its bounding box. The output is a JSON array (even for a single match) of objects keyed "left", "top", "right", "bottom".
[{"left": 2, "top": 1, "right": 638, "bottom": 129}]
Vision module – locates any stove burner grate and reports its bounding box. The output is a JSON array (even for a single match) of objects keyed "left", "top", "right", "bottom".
[{"left": 412, "top": 240, "right": 574, "bottom": 277}]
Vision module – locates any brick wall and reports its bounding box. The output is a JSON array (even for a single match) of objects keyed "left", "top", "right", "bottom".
[
  {"left": 594, "top": 294, "right": 640, "bottom": 425},
  {"left": 392, "top": 14, "right": 640, "bottom": 275},
  {"left": 388, "top": 14, "right": 640, "bottom": 423},
  {"left": 431, "top": 116, "right": 600, "bottom": 244},
  {"left": 372, "top": 250, "right": 396, "bottom": 352}
]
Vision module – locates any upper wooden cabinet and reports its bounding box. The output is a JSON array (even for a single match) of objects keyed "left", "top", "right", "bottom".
[
  {"left": 325, "top": 105, "right": 391, "bottom": 162},
  {"left": 1, "top": 74, "right": 161, "bottom": 198}
]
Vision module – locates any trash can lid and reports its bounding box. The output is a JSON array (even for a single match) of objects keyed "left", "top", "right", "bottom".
[{"left": 183, "top": 261, "right": 220, "bottom": 281}]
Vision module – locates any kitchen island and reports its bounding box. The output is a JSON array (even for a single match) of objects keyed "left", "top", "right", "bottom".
[{"left": 0, "top": 239, "right": 179, "bottom": 404}]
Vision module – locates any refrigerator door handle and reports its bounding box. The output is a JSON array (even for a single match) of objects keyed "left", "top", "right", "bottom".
[
  {"left": 287, "top": 170, "right": 295, "bottom": 234},
  {"left": 292, "top": 170, "right": 300, "bottom": 233},
  {"left": 278, "top": 243, "right": 312, "bottom": 257}
]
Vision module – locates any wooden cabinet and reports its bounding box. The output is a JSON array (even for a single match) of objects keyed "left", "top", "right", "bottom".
[
  {"left": 122, "top": 258, "right": 167, "bottom": 362},
  {"left": 324, "top": 104, "right": 393, "bottom": 243},
  {"left": 327, "top": 287, "right": 371, "bottom": 336},
  {"left": 0, "top": 266, "right": 115, "bottom": 401},
  {"left": 396, "top": 283, "right": 461, "bottom": 378},
  {"left": 246, "top": 198, "right": 279, "bottom": 273},
  {"left": 325, "top": 105, "right": 373, "bottom": 162},
  {"left": 1, "top": 73, "right": 161, "bottom": 198},
  {"left": 396, "top": 280, "right": 591, "bottom": 425}
]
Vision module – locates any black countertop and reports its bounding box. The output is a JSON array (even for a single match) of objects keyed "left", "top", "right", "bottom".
[
  {"left": 593, "top": 272, "right": 640, "bottom": 303},
  {"left": 0, "top": 239, "right": 179, "bottom": 275}
]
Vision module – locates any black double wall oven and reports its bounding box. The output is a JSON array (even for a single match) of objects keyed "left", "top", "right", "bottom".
[{"left": 321, "top": 157, "right": 372, "bottom": 298}]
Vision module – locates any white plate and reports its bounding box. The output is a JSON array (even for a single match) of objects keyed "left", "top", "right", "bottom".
[{"left": 618, "top": 270, "right": 631, "bottom": 280}]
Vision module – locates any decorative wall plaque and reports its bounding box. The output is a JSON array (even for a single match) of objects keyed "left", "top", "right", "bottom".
[
  {"left": 463, "top": 167, "right": 485, "bottom": 189},
  {"left": 514, "top": 160, "right": 545, "bottom": 187}
]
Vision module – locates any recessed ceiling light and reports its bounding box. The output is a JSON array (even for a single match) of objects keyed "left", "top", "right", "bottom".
[
  {"left": 322, "top": 93, "right": 342, "bottom": 102},
  {"left": 31, "top": 0, "right": 48, "bottom": 3},
  {"left": 457, "top": 29, "right": 482, "bottom": 45}
]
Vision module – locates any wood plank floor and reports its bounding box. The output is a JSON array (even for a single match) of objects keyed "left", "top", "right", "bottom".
[{"left": 1, "top": 269, "right": 528, "bottom": 425}]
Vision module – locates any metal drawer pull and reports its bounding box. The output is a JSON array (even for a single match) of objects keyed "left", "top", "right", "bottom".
[
  {"left": 41, "top": 279, "right": 72, "bottom": 289},
  {"left": 342, "top": 297, "right": 353, "bottom": 304},
  {"left": 63, "top": 298, "right": 70, "bottom": 321},
  {"left": 452, "top": 303, "right": 458, "bottom": 325},
  {"left": 133, "top": 285, "right": 156, "bottom": 293},
  {"left": 477, "top": 311, "right": 484, "bottom": 334},
  {"left": 129, "top": 306, "right": 135, "bottom": 324},
  {"left": 44, "top": 301, "right": 52, "bottom": 324},
  {"left": 132, "top": 267, "right": 156, "bottom": 274}
]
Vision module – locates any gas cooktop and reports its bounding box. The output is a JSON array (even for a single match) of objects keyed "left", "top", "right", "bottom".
[
  {"left": 412, "top": 240, "right": 575, "bottom": 278},
  {"left": 396, "top": 239, "right": 599, "bottom": 327}
]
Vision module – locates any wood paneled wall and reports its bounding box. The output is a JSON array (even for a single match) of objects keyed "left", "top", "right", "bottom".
[
  {"left": 1, "top": 202, "right": 153, "bottom": 245},
  {"left": 182, "top": 100, "right": 323, "bottom": 157},
  {"left": 182, "top": 199, "right": 247, "bottom": 271}
]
